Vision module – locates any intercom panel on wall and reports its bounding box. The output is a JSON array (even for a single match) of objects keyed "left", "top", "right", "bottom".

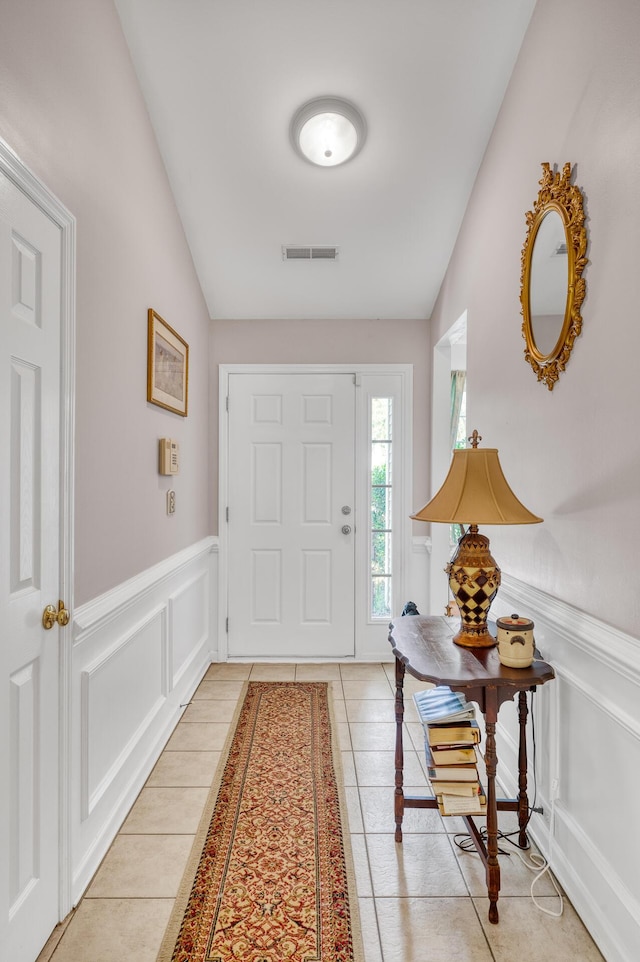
[{"left": 159, "top": 438, "right": 179, "bottom": 475}]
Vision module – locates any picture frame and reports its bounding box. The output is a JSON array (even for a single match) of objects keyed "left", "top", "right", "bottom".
[{"left": 147, "top": 308, "right": 189, "bottom": 416}]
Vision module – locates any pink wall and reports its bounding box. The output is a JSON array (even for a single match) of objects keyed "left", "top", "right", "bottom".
[
  {"left": 212, "top": 317, "right": 430, "bottom": 528},
  {"left": 8, "top": 0, "right": 635, "bottom": 635},
  {"left": 429, "top": 0, "right": 640, "bottom": 637},
  {"left": 0, "top": 0, "right": 212, "bottom": 605}
]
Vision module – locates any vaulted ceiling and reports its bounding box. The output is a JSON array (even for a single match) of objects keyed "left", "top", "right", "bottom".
[{"left": 115, "top": 0, "right": 536, "bottom": 321}]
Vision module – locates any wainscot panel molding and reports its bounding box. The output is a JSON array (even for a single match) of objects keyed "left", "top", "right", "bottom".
[
  {"left": 491, "top": 573, "right": 640, "bottom": 962},
  {"left": 80, "top": 606, "right": 167, "bottom": 820},
  {"left": 408, "top": 536, "right": 432, "bottom": 618},
  {"left": 170, "top": 570, "right": 210, "bottom": 686},
  {"left": 70, "top": 536, "right": 218, "bottom": 903}
]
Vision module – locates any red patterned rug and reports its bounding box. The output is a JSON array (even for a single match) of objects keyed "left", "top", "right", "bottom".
[{"left": 157, "top": 681, "right": 363, "bottom": 962}]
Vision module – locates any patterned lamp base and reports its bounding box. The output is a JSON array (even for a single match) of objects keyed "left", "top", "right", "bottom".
[{"left": 446, "top": 525, "right": 500, "bottom": 648}]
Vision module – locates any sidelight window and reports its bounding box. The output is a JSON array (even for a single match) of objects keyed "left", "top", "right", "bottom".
[{"left": 370, "top": 397, "right": 393, "bottom": 619}]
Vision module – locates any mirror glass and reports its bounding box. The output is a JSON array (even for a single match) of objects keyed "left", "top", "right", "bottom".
[
  {"left": 520, "top": 163, "right": 587, "bottom": 390},
  {"left": 528, "top": 210, "right": 568, "bottom": 356}
]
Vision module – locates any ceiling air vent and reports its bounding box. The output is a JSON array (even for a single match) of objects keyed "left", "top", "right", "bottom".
[{"left": 282, "top": 246, "right": 339, "bottom": 261}]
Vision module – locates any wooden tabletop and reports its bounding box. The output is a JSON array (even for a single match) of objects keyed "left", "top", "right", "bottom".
[{"left": 388, "top": 615, "right": 555, "bottom": 692}]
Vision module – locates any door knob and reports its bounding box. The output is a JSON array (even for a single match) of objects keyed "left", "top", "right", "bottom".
[
  {"left": 42, "top": 600, "right": 70, "bottom": 630},
  {"left": 341, "top": 524, "right": 352, "bottom": 535}
]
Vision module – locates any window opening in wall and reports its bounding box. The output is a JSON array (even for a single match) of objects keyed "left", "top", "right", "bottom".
[
  {"left": 450, "top": 371, "right": 467, "bottom": 544},
  {"left": 370, "top": 397, "right": 393, "bottom": 619}
]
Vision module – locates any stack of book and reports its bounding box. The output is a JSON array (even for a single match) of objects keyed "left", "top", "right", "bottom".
[{"left": 413, "top": 686, "right": 486, "bottom": 817}]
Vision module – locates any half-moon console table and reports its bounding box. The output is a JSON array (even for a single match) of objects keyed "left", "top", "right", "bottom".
[{"left": 389, "top": 615, "right": 555, "bottom": 923}]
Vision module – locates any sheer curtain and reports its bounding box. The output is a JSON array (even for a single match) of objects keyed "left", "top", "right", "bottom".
[{"left": 449, "top": 370, "right": 466, "bottom": 546}]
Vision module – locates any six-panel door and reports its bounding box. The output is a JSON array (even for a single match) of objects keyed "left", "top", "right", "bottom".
[
  {"left": 227, "top": 373, "right": 356, "bottom": 658},
  {"left": 0, "top": 171, "right": 62, "bottom": 960}
]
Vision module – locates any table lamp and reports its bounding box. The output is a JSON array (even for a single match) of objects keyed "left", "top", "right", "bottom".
[{"left": 412, "top": 430, "right": 542, "bottom": 648}]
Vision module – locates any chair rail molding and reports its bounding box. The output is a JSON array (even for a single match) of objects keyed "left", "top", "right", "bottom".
[
  {"left": 497, "top": 572, "right": 639, "bottom": 684},
  {"left": 73, "top": 536, "right": 218, "bottom": 642}
]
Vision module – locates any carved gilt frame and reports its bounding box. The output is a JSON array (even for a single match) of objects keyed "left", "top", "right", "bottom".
[{"left": 520, "top": 162, "right": 588, "bottom": 390}]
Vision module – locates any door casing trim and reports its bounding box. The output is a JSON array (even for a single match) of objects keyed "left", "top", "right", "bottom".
[{"left": 218, "top": 363, "right": 413, "bottom": 661}]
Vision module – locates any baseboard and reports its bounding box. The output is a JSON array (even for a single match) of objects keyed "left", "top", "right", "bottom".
[{"left": 493, "top": 573, "right": 640, "bottom": 962}]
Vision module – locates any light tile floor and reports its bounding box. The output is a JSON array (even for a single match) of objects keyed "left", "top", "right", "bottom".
[{"left": 37, "top": 662, "right": 605, "bottom": 962}]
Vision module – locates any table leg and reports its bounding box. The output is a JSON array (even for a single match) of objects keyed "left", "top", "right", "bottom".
[
  {"left": 484, "top": 698, "right": 500, "bottom": 923},
  {"left": 517, "top": 690, "right": 530, "bottom": 848},
  {"left": 394, "top": 657, "right": 405, "bottom": 843}
]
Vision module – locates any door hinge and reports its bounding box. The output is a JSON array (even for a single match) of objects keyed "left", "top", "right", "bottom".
[
  {"left": 226, "top": 616, "right": 229, "bottom": 633},
  {"left": 226, "top": 395, "right": 229, "bottom": 412},
  {"left": 226, "top": 506, "right": 229, "bottom": 522}
]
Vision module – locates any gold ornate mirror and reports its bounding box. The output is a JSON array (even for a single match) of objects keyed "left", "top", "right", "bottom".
[{"left": 520, "top": 163, "right": 588, "bottom": 390}]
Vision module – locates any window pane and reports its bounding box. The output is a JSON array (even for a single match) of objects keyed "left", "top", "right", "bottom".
[
  {"left": 371, "top": 532, "right": 392, "bottom": 575},
  {"left": 371, "top": 485, "right": 392, "bottom": 531},
  {"left": 371, "top": 441, "right": 392, "bottom": 484},
  {"left": 371, "top": 576, "right": 392, "bottom": 619},
  {"left": 371, "top": 397, "right": 392, "bottom": 440}
]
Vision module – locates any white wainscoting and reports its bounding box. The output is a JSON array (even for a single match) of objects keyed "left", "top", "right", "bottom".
[
  {"left": 492, "top": 574, "right": 640, "bottom": 962},
  {"left": 70, "top": 536, "right": 218, "bottom": 902},
  {"left": 66, "top": 543, "right": 638, "bottom": 961}
]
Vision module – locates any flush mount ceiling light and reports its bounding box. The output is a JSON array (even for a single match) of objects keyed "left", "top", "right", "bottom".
[{"left": 290, "top": 97, "right": 367, "bottom": 167}]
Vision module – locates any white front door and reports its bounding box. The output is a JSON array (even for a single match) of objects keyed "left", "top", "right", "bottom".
[
  {"left": 0, "top": 169, "right": 63, "bottom": 960},
  {"left": 227, "top": 372, "right": 355, "bottom": 658}
]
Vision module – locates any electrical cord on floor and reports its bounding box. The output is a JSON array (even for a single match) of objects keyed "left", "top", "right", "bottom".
[
  {"left": 518, "top": 803, "right": 564, "bottom": 918},
  {"left": 515, "top": 690, "right": 563, "bottom": 916},
  {"left": 453, "top": 823, "right": 529, "bottom": 856},
  {"left": 454, "top": 818, "right": 563, "bottom": 917},
  {"left": 451, "top": 688, "right": 564, "bottom": 916}
]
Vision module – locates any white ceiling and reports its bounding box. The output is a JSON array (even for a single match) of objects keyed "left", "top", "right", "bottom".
[{"left": 114, "top": 0, "right": 536, "bottom": 321}]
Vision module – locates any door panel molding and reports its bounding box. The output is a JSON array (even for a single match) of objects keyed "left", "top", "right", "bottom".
[
  {"left": 218, "top": 364, "right": 412, "bottom": 661},
  {"left": 0, "top": 137, "right": 76, "bottom": 922}
]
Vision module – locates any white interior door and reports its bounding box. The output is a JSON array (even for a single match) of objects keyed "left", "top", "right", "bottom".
[
  {"left": 0, "top": 169, "right": 63, "bottom": 960},
  {"left": 227, "top": 372, "right": 355, "bottom": 658}
]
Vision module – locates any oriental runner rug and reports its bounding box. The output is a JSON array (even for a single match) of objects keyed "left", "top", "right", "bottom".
[{"left": 157, "top": 681, "right": 364, "bottom": 962}]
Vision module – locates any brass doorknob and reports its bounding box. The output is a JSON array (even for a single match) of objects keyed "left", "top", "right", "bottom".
[{"left": 42, "top": 600, "right": 70, "bottom": 630}]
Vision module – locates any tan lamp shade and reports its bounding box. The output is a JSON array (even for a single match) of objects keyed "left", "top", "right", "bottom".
[{"left": 411, "top": 447, "right": 542, "bottom": 526}]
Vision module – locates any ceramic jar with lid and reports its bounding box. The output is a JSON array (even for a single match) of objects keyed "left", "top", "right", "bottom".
[{"left": 496, "top": 614, "right": 535, "bottom": 668}]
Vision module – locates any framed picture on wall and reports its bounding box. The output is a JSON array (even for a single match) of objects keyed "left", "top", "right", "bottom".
[{"left": 147, "top": 308, "right": 189, "bottom": 416}]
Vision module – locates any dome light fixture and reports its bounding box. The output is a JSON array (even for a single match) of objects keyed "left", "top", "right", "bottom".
[{"left": 290, "top": 97, "right": 367, "bottom": 167}]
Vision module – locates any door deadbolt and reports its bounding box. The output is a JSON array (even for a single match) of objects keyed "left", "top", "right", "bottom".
[
  {"left": 42, "top": 600, "right": 70, "bottom": 630},
  {"left": 341, "top": 505, "right": 351, "bottom": 515}
]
